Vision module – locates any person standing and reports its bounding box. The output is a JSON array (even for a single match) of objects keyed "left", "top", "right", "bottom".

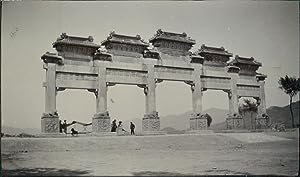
[
  {"left": 63, "top": 120, "right": 67, "bottom": 134},
  {"left": 59, "top": 120, "right": 63, "bottom": 133},
  {"left": 111, "top": 119, "right": 117, "bottom": 132},
  {"left": 130, "top": 122, "right": 135, "bottom": 135}
]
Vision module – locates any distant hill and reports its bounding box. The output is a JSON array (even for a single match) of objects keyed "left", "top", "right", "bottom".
[
  {"left": 210, "top": 101, "right": 300, "bottom": 130},
  {"left": 267, "top": 101, "right": 299, "bottom": 128},
  {"left": 123, "top": 108, "right": 228, "bottom": 133},
  {"left": 1, "top": 126, "right": 40, "bottom": 135},
  {"left": 3, "top": 101, "right": 297, "bottom": 134}
]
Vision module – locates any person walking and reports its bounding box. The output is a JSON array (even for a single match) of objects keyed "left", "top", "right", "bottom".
[{"left": 130, "top": 122, "right": 135, "bottom": 135}]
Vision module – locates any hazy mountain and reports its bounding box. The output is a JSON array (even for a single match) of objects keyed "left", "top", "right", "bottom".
[
  {"left": 210, "top": 101, "right": 300, "bottom": 130},
  {"left": 123, "top": 108, "right": 228, "bottom": 132},
  {"left": 267, "top": 101, "right": 299, "bottom": 128},
  {"left": 1, "top": 126, "right": 40, "bottom": 135},
  {"left": 3, "top": 101, "right": 297, "bottom": 134}
]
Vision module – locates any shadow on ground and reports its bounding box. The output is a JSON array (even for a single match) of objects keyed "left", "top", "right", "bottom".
[
  {"left": 203, "top": 169, "right": 252, "bottom": 175},
  {"left": 132, "top": 169, "right": 253, "bottom": 176},
  {"left": 132, "top": 171, "right": 195, "bottom": 176},
  {"left": 1, "top": 168, "right": 92, "bottom": 176}
]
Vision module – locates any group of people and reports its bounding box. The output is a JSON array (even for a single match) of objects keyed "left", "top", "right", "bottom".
[
  {"left": 111, "top": 120, "right": 136, "bottom": 135},
  {"left": 59, "top": 120, "right": 68, "bottom": 134},
  {"left": 59, "top": 119, "right": 136, "bottom": 136},
  {"left": 59, "top": 120, "right": 78, "bottom": 136}
]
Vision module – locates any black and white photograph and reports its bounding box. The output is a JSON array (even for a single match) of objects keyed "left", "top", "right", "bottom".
[{"left": 1, "top": 1, "right": 299, "bottom": 176}]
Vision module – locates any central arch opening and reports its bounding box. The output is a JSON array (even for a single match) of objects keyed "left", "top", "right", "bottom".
[
  {"left": 202, "top": 90, "right": 228, "bottom": 130},
  {"left": 156, "top": 81, "right": 192, "bottom": 132},
  {"left": 107, "top": 84, "right": 144, "bottom": 133}
]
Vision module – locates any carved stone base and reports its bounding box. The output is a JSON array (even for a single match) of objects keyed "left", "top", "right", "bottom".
[
  {"left": 41, "top": 115, "right": 60, "bottom": 134},
  {"left": 226, "top": 115, "right": 244, "bottom": 129},
  {"left": 142, "top": 112, "right": 160, "bottom": 131},
  {"left": 255, "top": 114, "right": 270, "bottom": 129},
  {"left": 92, "top": 112, "right": 111, "bottom": 132},
  {"left": 190, "top": 113, "right": 207, "bottom": 130}
]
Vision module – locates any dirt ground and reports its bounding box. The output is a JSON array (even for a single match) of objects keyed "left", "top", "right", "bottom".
[{"left": 1, "top": 130, "right": 299, "bottom": 176}]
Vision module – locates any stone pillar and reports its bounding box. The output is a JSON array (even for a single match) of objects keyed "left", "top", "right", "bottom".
[
  {"left": 226, "top": 66, "right": 244, "bottom": 129},
  {"left": 255, "top": 75, "right": 269, "bottom": 129},
  {"left": 92, "top": 66, "right": 110, "bottom": 132},
  {"left": 41, "top": 63, "right": 60, "bottom": 134},
  {"left": 142, "top": 65, "right": 160, "bottom": 132},
  {"left": 190, "top": 65, "right": 207, "bottom": 130}
]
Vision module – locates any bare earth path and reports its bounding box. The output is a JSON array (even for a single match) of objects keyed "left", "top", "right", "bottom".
[{"left": 1, "top": 131, "right": 299, "bottom": 176}]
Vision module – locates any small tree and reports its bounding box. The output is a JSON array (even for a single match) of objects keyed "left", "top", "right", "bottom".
[{"left": 278, "top": 75, "right": 300, "bottom": 128}]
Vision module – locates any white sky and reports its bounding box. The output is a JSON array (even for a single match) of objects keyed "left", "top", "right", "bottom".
[{"left": 1, "top": 1, "right": 299, "bottom": 129}]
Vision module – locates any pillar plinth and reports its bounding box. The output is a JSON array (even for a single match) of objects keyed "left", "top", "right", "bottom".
[
  {"left": 92, "top": 112, "right": 111, "bottom": 132},
  {"left": 190, "top": 113, "right": 207, "bottom": 130},
  {"left": 41, "top": 114, "right": 59, "bottom": 133},
  {"left": 142, "top": 111, "right": 160, "bottom": 131}
]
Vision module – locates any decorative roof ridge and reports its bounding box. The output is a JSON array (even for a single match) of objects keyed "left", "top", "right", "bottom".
[
  {"left": 197, "top": 44, "right": 233, "bottom": 56},
  {"left": 56, "top": 33, "right": 94, "bottom": 42},
  {"left": 200, "top": 44, "right": 226, "bottom": 52},
  {"left": 235, "top": 55, "right": 262, "bottom": 66},
  {"left": 102, "top": 31, "right": 148, "bottom": 46},
  {"left": 235, "top": 55, "right": 254, "bottom": 61},
  {"left": 149, "top": 29, "right": 196, "bottom": 44},
  {"left": 156, "top": 29, "right": 187, "bottom": 37},
  {"left": 109, "top": 31, "right": 142, "bottom": 40}
]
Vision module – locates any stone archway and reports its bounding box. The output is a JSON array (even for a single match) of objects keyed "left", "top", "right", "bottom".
[{"left": 41, "top": 30, "right": 268, "bottom": 135}]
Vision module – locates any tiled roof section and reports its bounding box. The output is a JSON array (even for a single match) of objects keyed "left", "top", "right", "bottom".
[
  {"left": 196, "top": 44, "right": 233, "bottom": 57},
  {"left": 149, "top": 29, "right": 196, "bottom": 45},
  {"left": 101, "top": 31, "right": 149, "bottom": 47},
  {"left": 229, "top": 55, "right": 262, "bottom": 66},
  {"left": 41, "top": 52, "right": 63, "bottom": 64},
  {"left": 53, "top": 33, "right": 100, "bottom": 48}
]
